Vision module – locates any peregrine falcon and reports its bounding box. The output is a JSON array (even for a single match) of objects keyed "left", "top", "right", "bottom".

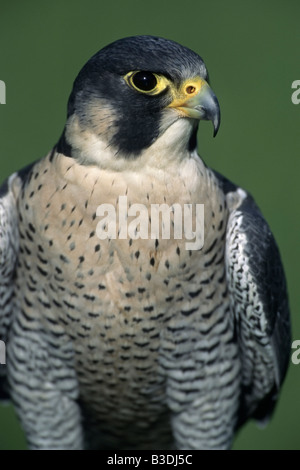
[{"left": 0, "top": 35, "right": 291, "bottom": 450}]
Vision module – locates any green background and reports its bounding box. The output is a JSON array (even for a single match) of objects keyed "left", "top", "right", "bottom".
[{"left": 0, "top": 0, "right": 299, "bottom": 450}]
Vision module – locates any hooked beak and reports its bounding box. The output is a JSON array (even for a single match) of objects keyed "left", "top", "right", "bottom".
[{"left": 168, "top": 78, "right": 220, "bottom": 137}]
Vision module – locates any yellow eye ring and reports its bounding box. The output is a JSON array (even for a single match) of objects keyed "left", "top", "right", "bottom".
[{"left": 124, "top": 71, "right": 169, "bottom": 95}]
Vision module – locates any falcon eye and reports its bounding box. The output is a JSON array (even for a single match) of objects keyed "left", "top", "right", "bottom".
[
  {"left": 131, "top": 71, "right": 157, "bottom": 92},
  {"left": 131, "top": 72, "right": 157, "bottom": 92},
  {"left": 124, "top": 71, "right": 169, "bottom": 95}
]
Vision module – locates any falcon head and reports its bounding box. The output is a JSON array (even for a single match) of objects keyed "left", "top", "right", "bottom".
[{"left": 57, "top": 35, "right": 220, "bottom": 170}]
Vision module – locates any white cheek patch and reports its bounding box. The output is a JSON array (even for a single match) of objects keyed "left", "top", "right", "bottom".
[{"left": 65, "top": 108, "right": 196, "bottom": 173}]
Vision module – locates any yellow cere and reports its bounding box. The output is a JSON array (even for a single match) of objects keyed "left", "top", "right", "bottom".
[{"left": 168, "top": 77, "right": 207, "bottom": 110}]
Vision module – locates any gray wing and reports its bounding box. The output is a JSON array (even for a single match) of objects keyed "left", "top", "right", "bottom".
[
  {"left": 214, "top": 171, "right": 291, "bottom": 427},
  {"left": 0, "top": 163, "right": 34, "bottom": 397}
]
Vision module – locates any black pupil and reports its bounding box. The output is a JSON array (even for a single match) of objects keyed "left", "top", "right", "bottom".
[{"left": 132, "top": 72, "right": 157, "bottom": 91}]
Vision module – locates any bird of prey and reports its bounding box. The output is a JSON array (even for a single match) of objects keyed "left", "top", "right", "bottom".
[{"left": 0, "top": 35, "right": 291, "bottom": 450}]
